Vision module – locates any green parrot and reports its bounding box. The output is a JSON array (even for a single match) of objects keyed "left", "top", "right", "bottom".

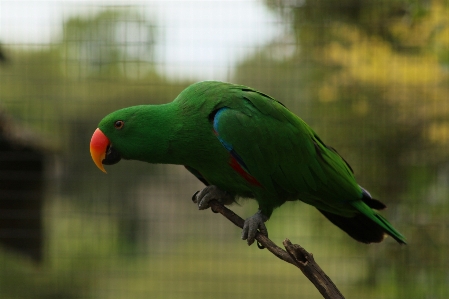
[{"left": 90, "top": 81, "right": 406, "bottom": 246}]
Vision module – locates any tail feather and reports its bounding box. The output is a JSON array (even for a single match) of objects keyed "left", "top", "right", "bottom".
[
  {"left": 318, "top": 209, "right": 386, "bottom": 243},
  {"left": 318, "top": 193, "right": 406, "bottom": 244}
]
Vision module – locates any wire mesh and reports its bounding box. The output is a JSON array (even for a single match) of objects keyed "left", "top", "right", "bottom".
[{"left": 0, "top": 1, "right": 448, "bottom": 298}]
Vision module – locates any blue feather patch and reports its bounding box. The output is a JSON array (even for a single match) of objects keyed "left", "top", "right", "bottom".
[{"left": 213, "top": 107, "right": 250, "bottom": 172}]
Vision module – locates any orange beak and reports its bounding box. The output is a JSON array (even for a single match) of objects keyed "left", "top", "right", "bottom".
[{"left": 90, "top": 128, "right": 109, "bottom": 173}]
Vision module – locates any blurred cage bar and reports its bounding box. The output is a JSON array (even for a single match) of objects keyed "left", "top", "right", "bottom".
[{"left": 0, "top": 1, "right": 449, "bottom": 299}]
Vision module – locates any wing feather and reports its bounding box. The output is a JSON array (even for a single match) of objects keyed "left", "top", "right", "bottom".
[{"left": 212, "top": 86, "right": 363, "bottom": 216}]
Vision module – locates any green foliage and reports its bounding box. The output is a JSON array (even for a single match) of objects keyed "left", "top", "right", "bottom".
[
  {"left": 0, "top": 9, "right": 187, "bottom": 150},
  {"left": 236, "top": 0, "right": 449, "bottom": 297},
  {"left": 61, "top": 9, "right": 156, "bottom": 79},
  {"left": 1, "top": 2, "right": 448, "bottom": 298}
]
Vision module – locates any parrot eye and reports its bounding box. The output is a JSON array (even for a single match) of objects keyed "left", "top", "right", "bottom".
[{"left": 114, "top": 120, "right": 124, "bottom": 130}]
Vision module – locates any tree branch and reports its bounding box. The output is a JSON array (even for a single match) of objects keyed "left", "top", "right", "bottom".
[{"left": 208, "top": 200, "right": 345, "bottom": 299}]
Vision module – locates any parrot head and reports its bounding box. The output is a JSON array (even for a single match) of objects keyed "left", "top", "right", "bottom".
[
  {"left": 90, "top": 104, "right": 174, "bottom": 173},
  {"left": 90, "top": 111, "right": 130, "bottom": 173}
]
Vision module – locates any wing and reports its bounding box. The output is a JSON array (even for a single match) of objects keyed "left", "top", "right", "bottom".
[{"left": 211, "top": 86, "right": 363, "bottom": 216}]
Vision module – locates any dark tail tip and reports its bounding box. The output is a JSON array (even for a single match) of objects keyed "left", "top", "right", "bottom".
[{"left": 318, "top": 209, "right": 387, "bottom": 243}]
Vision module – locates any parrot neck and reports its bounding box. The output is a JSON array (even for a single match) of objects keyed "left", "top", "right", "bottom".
[
  {"left": 128, "top": 101, "right": 209, "bottom": 167},
  {"left": 126, "top": 103, "right": 179, "bottom": 165}
]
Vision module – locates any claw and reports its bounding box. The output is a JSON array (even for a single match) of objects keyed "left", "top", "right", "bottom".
[
  {"left": 241, "top": 211, "right": 269, "bottom": 246},
  {"left": 192, "top": 191, "right": 200, "bottom": 202},
  {"left": 193, "top": 187, "right": 269, "bottom": 247},
  {"left": 192, "top": 185, "right": 235, "bottom": 210}
]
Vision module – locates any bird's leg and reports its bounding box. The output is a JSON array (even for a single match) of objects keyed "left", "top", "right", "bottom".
[
  {"left": 192, "top": 186, "right": 268, "bottom": 247},
  {"left": 241, "top": 210, "right": 269, "bottom": 246},
  {"left": 192, "top": 185, "right": 235, "bottom": 210}
]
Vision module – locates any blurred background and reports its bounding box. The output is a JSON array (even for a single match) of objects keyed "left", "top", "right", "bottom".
[{"left": 0, "top": 0, "right": 448, "bottom": 298}]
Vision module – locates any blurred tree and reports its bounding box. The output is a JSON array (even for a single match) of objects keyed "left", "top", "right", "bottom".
[
  {"left": 0, "top": 2, "right": 446, "bottom": 298},
  {"left": 0, "top": 8, "right": 189, "bottom": 258},
  {"left": 237, "top": 0, "right": 449, "bottom": 200},
  {"left": 61, "top": 9, "right": 156, "bottom": 79},
  {"left": 234, "top": 0, "right": 449, "bottom": 297}
]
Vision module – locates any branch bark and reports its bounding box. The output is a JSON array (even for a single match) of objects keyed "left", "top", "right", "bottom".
[{"left": 208, "top": 200, "right": 345, "bottom": 299}]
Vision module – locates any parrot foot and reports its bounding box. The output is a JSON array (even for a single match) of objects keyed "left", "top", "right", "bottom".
[
  {"left": 192, "top": 185, "right": 235, "bottom": 210},
  {"left": 242, "top": 211, "right": 268, "bottom": 246}
]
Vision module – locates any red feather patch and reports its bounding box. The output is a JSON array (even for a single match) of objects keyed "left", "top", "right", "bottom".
[{"left": 229, "top": 156, "right": 262, "bottom": 187}]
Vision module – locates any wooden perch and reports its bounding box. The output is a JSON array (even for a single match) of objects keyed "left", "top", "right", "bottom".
[{"left": 208, "top": 199, "right": 345, "bottom": 299}]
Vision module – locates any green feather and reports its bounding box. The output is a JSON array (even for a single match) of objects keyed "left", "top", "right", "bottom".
[{"left": 96, "top": 81, "right": 406, "bottom": 244}]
